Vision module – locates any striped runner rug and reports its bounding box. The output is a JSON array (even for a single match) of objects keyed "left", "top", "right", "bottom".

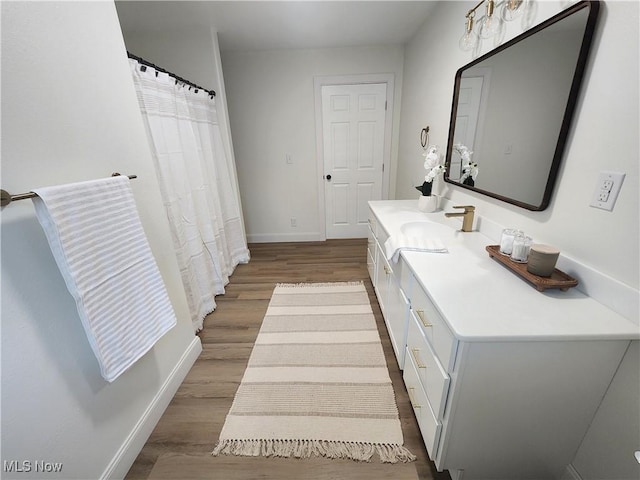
[{"left": 212, "top": 281, "right": 415, "bottom": 463}]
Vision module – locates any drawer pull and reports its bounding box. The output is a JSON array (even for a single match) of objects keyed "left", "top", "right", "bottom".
[
  {"left": 408, "top": 387, "right": 421, "bottom": 409},
  {"left": 411, "top": 348, "right": 427, "bottom": 369},
  {"left": 416, "top": 309, "right": 433, "bottom": 327}
]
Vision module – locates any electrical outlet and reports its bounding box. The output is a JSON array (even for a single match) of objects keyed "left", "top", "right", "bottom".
[
  {"left": 590, "top": 171, "right": 625, "bottom": 211},
  {"left": 290, "top": 217, "right": 297, "bottom": 227}
]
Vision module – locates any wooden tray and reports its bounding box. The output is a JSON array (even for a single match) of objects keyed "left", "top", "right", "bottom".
[{"left": 486, "top": 245, "right": 578, "bottom": 292}]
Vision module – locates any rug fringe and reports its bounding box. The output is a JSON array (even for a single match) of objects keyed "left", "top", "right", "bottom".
[
  {"left": 212, "top": 439, "right": 416, "bottom": 464},
  {"left": 275, "top": 281, "right": 365, "bottom": 288}
]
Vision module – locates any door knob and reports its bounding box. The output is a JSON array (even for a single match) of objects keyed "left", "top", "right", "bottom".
[{"left": 326, "top": 174, "right": 332, "bottom": 181}]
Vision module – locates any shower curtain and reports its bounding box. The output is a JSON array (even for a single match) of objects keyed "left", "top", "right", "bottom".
[{"left": 130, "top": 59, "right": 250, "bottom": 332}]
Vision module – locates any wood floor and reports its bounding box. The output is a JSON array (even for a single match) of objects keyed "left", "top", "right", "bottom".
[{"left": 125, "top": 239, "right": 451, "bottom": 480}]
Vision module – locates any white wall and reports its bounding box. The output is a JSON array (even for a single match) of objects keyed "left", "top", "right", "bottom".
[
  {"left": 1, "top": 2, "right": 199, "bottom": 478},
  {"left": 397, "top": 0, "right": 639, "bottom": 294},
  {"left": 222, "top": 46, "right": 404, "bottom": 242}
]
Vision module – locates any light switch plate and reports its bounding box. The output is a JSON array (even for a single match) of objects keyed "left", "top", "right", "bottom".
[{"left": 590, "top": 171, "right": 625, "bottom": 211}]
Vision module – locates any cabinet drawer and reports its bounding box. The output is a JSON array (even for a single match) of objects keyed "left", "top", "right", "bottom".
[
  {"left": 367, "top": 211, "right": 377, "bottom": 236},
  {"left": 399, "top": 260, "right": 413, "bottom": 298},
  {"left": 375, "top": 218, "right": 389, "bottom": 247},
  {"left": 376, "top": 243, "right": 405, "bottom": 282},
  {"left": 403, "top": 346, "right": 441, "bottom": 460},
  {"left": 374, "top": 244, "right": 389, "bottom": 307},
  {"left": 376, "top": 249, "right": 409, "bottom": 369},
  {"left": 407, "top": 312, "right": 450, "bottom": 420},
  {"left": 367, "top": 246, "right": 375, "bottom": 282},
  {"left": 386, "top": 275, "right": 409, "bottom": 369},
  {"left": 367, "top": 224, "right": 376, "bottom": 282},
  {"left": 410, "top": 280, "right": 457, "bottom": 372}
]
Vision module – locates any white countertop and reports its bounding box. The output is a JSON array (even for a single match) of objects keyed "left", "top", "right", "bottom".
[{"left": 370, "top": 200, "right": 639, "bottom": 342}]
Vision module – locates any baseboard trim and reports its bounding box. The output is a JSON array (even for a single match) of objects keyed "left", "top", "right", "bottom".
[
  {"left": 448, "top": 469, "right": 464, "bottom": 480},
  {"left": 247, "top": 232, "right": 324, "bottom": 243},
  {"left": 101, "top": 336, "right": 203, "bottom": 480}
]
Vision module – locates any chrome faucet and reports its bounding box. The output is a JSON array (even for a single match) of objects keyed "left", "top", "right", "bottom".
[{"left": 445, "top": 205, "right": 475, "bottom": 232}]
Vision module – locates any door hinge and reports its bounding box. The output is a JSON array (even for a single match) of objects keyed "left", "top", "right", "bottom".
[
  {"left": 385, "top": 101, "right": 388, "bottom": 111},
  {"left": 382, "top": 163, "right": 385, "bottom": 172}
]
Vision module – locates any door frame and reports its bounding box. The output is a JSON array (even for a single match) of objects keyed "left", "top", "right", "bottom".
[
  {"left": 460, "top": 67, "right": 491, "bottom": 173},
  {"left": 314, "top": 73, "right": 394, "bottom": 240}
]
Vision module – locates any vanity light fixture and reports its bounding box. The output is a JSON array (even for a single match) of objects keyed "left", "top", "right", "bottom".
[{"left": 459, "top": 0, "right": 506, "bottom": 51}]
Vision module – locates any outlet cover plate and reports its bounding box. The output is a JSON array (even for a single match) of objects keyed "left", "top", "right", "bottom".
[{"left": 590, "top": 171, "right": 625, "bottom": 211}]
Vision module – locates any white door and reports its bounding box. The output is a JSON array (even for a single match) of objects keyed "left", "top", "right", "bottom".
[
  {"left": 321, "top": 83, "right": 386, "bottom": 239},
  {"left": 451, "top": 76, "right": 484, "bottom": 180}
]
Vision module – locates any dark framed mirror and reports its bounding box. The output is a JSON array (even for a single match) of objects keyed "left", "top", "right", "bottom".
[{"left": 444, "top": 0, "right": 600, "bottom": 210}]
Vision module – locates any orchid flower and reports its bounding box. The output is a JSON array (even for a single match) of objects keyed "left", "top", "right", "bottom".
[
  {"left": 460, "top": 161, "right": 479, "bottom": 182},
  {"left": 425, "top": 165, "right": 445, "bottom": 182},
  {"left": 453, "top": 143, "right": 473, "bottom": 164},
  {"left": 421, "top": 145, "right": 444, "bottom": 183},
  {"left": 423, "top": 145, "right": 441, "bottom": 170},
  {"left": 454, "top": 143, "right": 478, "bottom": 182}
]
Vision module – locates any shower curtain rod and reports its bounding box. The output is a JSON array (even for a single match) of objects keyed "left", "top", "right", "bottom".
[{"left": 127, "top": 51, "right": 216, "bottom": 97}]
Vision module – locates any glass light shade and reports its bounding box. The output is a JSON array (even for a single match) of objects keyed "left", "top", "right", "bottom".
[
  {"left": 478, "top": 14, "right": 501, "bottom": 39},
  {"left": 502, "top": 0, "right": 524, "bottom": 22},
  {"left": 459, "top": 16, "right": 478, "bottom": 51},
  {"left": 459, "top": 30, "right": 479, "bottom": 51}
]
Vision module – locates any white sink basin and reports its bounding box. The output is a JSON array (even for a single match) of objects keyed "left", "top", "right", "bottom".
[{"left": 400, "top": 221, "right": 457, "bottom": 238}]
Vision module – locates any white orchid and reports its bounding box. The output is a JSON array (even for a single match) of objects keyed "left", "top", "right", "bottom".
[
  {"left": 423, "top": 145, "right": 441, "bottom": 170},
  {"left": 417, "top": 144, "right": 445, "bottom": 196},
  {"left": 425, "top": 164, "right": 445, "bottom": 182},
  {"left": 460, "top": 161, "right": 479, "bottom": 182},
  {"left": 421, "top": 145, "right": 444, "bottom": 183},
  {"left": 453, "top": 143, "right": 473, "bottom": 164},
  {"left": 454, "top": 143, "right": 478, "bottom": 184}
]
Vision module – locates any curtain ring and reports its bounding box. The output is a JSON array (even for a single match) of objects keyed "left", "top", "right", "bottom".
[{"left": 420, "top": 126, "right": 430, "bottom": 149}]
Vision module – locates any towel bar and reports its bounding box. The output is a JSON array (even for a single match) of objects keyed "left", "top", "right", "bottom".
[{"left": 0, "top": 173, "right": 137, "bottom": 208}]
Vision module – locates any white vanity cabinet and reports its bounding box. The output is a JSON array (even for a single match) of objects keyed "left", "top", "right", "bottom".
[
  {"left": 403, "top": 268, "right": 631, "bottom": 480},
  {"left": 368, "top": 208, "right": 409, "bottom": 369},
  {"left": 368, "top": 200, "right": 639, "bottom": 480},
  {"left": 435, "top": 338, "right": 629, "bottom": 479}
]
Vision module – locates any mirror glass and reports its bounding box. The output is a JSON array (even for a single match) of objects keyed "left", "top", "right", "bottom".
[{"left": 444, "top": 1, "right": 599, "bottom": 210}]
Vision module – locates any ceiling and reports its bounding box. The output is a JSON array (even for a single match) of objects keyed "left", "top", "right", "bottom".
[{"left": 115, "top": 1, "right": 439, "bottom": 53}]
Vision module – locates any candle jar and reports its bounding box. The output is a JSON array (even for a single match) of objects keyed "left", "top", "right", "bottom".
[
  {"left": 510, "top": 234, "right": 532, "bottom": 263},
  {"left": 499, "top": 229, "right": 522, "bottom": 255},
  {"left": 527, "top": 244, "right": 560, "bottom": 277}
]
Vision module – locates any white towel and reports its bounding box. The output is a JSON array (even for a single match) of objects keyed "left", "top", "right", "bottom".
[
  {"left": 32, "top": 176, "right": 177, "bottom": 382},
  {"left": 384, "top": 234, "right": 448, "bottom": 264}
]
